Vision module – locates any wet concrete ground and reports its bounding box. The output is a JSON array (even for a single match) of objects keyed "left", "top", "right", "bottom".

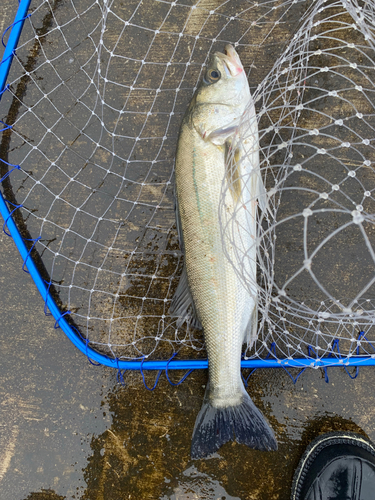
[
  {"left": 2, "top": 1, "right": 375, "bottom": 500},
  {"left": 2, "top": 214, "right": 375, "bottom": 500}
]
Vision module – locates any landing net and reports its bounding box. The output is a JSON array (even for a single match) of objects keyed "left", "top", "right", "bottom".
[{"left": 1, "top": 0, "right": 375, "bottom": 372}]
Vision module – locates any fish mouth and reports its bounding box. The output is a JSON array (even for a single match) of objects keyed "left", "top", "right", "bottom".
[{"left": 215, "top": 44, "right": 244, "bottom": 77}]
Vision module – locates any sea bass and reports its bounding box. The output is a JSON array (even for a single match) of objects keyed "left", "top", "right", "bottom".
[{"left": 170, "top": 44, "right": 277, "bottom": 458}]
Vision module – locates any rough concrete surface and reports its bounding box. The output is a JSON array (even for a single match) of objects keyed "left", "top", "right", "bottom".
[{"left": 1, "top": 2, "right": 375, "bottom": 500}]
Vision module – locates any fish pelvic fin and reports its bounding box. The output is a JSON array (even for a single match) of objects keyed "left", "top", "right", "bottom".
[{"left": 191, "top": 385, "right": 277, "bottom": 459}]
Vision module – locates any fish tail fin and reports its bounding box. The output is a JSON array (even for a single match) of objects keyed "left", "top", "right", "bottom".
[{"left": 191, "top": 385, "right": 277, "bottom": 459}]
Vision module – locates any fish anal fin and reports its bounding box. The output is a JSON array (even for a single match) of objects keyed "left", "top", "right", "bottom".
[
  {"left": 169, "top": 264, "right": 202, "bottom": 330},
  {"left": 243, "top": 299, "right": 258, "bottom": 348}
]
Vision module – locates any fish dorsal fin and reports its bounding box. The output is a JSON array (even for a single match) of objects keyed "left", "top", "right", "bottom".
[{"left": 169, "top": 264, "right": 202, "bottom": 330}]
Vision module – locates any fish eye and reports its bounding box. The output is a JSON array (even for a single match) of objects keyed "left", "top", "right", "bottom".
[
  {"left": 209, "top": 70, "right": 220, "bottom": 80},
  {"left": 204, "top": 69, "right": 221, "bottom": 84}
]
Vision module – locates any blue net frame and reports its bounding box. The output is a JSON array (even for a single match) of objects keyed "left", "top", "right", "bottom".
[{"left": 1, "top": 0, "right": 375, "bottom": 382}]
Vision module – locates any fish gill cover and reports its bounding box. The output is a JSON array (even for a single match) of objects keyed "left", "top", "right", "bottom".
[{"left": 1, "top": 0, "right": 375, "bottom": 371}]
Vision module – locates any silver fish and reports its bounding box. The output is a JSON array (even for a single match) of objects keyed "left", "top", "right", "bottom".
[{"left": 170, "top": 44, "right": 277, "bottom": 458}]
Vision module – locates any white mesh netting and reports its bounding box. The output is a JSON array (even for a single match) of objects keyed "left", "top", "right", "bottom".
[{"left": 1, "top": 0, "right": 375, "bottom": 364}]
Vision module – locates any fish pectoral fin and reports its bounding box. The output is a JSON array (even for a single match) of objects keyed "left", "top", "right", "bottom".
[
  {"left": 207, "top": 118, "right": 241, "bottom": 146},
  {"left": 192, "top": 104, "right": 240, "bottom": 145},
  {"left": 225, "top": 142, "right": 242, "bottom": 203},
  {"left": 169, "top": 264, "right": 202, "bottom": 330}
]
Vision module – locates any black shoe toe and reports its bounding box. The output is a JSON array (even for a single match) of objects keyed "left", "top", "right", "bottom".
[{"left": 291, "top": 432, "right": 375, "bottom": 500}]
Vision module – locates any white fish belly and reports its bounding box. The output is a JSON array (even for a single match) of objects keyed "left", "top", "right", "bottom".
[{"left": 176, "top": 126, "right": 255, "bottom": 407}]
